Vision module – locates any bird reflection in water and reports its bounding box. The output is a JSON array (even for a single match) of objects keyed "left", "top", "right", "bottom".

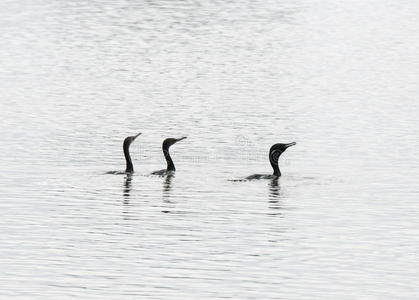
[
  {"left": 121, "top": 174, "right": 140, "bottom": 220},
  {"left": 268, "top": 178, "right": 283, "bottom": 215},
  {"left": 123, "top": 174, "right": 133, "bottom": 204},
  {"left": 161, "top": 174, "right": 174, "bottom": 213}
]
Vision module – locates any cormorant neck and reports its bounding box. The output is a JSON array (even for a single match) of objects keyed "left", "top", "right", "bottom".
[
  {"left": 269, "top": 151, "right": 282, "bottom": 177},
  {"left": 163, "top": 145, "right": 175, "bottom": 171},
  {"left": 124, "top": 143, "right": 134, "bottom": 173},
  {"left": 271, "top": 163, "right": 281, "bottom": 177}
]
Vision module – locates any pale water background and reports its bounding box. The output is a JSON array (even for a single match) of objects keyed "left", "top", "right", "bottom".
[{"left": 1, "top": 0, "right": 419, "bottom": 299}]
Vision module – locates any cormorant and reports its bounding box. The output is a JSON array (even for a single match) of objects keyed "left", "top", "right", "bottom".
[
  {"left": 151, "top": 137, "right": 187, "bottom": 176},
  {"left": 245, "top": 142, "right": 296, "bottom": 180},
  {"left": 107, "top": 132, "right": 141, "bottom": 174}
]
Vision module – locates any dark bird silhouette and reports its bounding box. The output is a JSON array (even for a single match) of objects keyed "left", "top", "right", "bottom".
[
  {"left": 151, "top": 137, "right": 187, "bottom": 176},
  {"left": 245, "top": 142, "right": 296, "bottom": 180},
  {"left": 107, "top": 133, "right": 141, "bottom": 174}
]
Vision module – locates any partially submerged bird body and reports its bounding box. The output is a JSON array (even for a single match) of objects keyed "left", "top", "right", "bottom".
[
  {"left": 107, "top": 132, "right": 141, "bottom": 174},
  {"left": 245, "top": 142, "right": 296, "bottom": 180},
  {"left": 245, "top": 174, "right": 278, "bottom": 180},
  {"left": 151, "top": 169, "right": 175, "bottom": 176},
  {"left": 151, "top": 137, "right": 187, "bottom": 176}
]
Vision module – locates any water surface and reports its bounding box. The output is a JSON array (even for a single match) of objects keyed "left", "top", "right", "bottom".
[{"left": 1, "top": 0, "right": 419, "bottom": 299}]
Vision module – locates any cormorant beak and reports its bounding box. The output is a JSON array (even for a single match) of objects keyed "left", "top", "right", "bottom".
[
  {"left": 133, "top": 132, "right": 142, "bottom": 140},
  {"left": 285, "top": 142, "right": 296, "bottom": 149},
  {"left": 175, "top": 137, "right": 187, "bottom": 143}
]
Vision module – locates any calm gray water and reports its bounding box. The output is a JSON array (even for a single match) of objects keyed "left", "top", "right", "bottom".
[{"left": 1, "top": 0, "right": 419, "bottom": 299}]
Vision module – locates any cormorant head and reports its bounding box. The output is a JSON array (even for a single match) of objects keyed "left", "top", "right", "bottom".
[
  {"left": 269, "top": 142, "right": 296, "bottom": 164},
  {"left": 162, "top": 137, "right": 187, "bottom": 149},
  {"left": 123, "top": 132, "right": 142, "bottom": 148}
]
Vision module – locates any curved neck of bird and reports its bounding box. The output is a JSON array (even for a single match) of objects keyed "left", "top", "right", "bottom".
[
  {"left": 124, "top": 143, "right": 134, "bottom": 173},
  {"left": 269, "top": 151, "right": 281, "bottom": 177},
  {"left": 163, "top": 146, "right": 175, "bottom": 171}
]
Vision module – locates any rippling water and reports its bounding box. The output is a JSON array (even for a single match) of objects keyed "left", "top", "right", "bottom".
[{"left": 1, "top": 0, "right": 419, "bottom": 298}]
